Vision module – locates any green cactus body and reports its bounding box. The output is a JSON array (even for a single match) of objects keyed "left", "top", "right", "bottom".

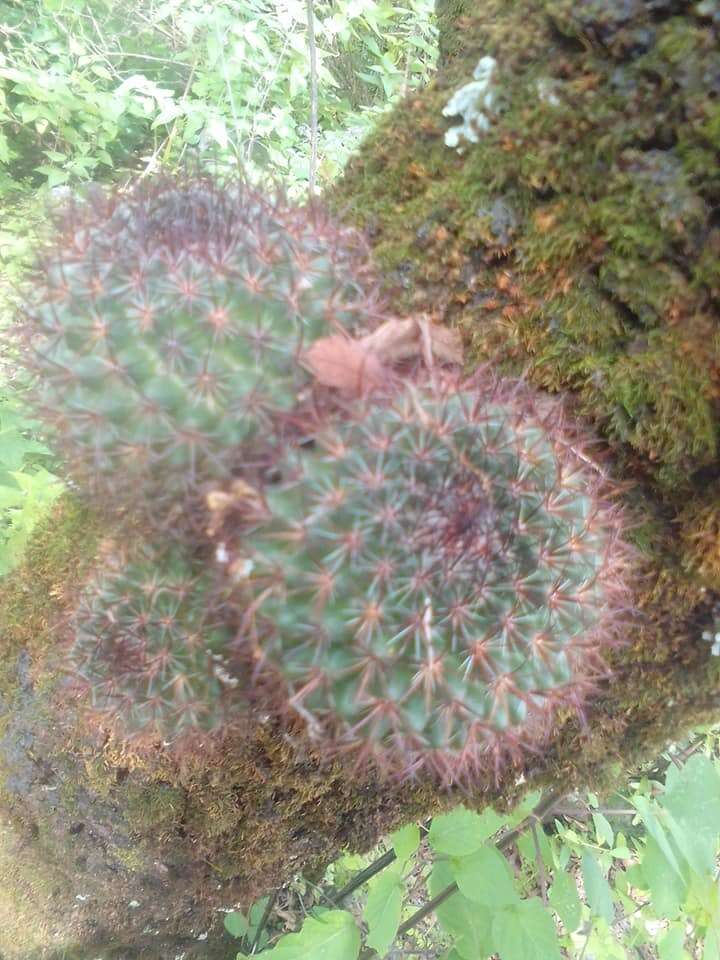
[
  {"left": 229, "top": 377, "right": 633, "bottom": 784},
  {"left": 70, "top": 547, "right": 242, "bottom": 743},
  {"left": 21, "top": 176, "right": 381, "bottom": 504}
]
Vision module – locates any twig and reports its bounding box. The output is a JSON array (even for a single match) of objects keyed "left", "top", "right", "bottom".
[
  {"left": 243, "top": 33, "right": 291, "bottom": 170},
  {"left": 578, "top": 923, "right": 593, "bottom": 960},
  {"left": 248, "top": 887, "right": 278, "bottom": 955},
  {"left": 161, "top": 57, "right": 198, "bottom": 165},
  {"left": 358, "top": 790, "right": 565, "bottom": 959},
  {"left": 304, "top": 0, "right": 319, "bottom": 194},
  {"left": 214, "top": 17, "right": 243, "bottom": 172},
  {"left": 330, "top": 849, "right": 398, "bottom": 906},
  {"left": 551, "top": 804, "right": 637, "bottom": 820},
  {"left": 642, "top": 733, "right": 706, "bottom": 782},
  {"left": 124, "top": 7, "right": 180, "bottom": 46},
  {"left": 530, "top": 822, "right": 548, "bottom": 906},
  {"left": 327, "top": 820, "right": 431, "bottom": 906}
]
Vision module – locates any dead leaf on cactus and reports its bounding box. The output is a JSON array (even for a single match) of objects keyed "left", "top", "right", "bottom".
[
  {"left": 301, "top": 334, "right": 387, "bottom": 393},
  {"left": 302, "top": 316, "right": 463, "bottom": 394}
]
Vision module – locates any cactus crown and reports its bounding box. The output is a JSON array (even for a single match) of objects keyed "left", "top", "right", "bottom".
[
  {"left": 20, "top": 175, "right": 382, "bottom": 509},
  {"left": 225, "top": 376, "right": 633, "bottom": 785},
  {"left": 70, "top": 546, "right": 243, "bottom": 743}
]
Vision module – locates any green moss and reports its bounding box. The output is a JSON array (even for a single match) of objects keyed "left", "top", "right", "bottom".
[
  {"left": 111, "top": 844, "right": 146, "bottom": 873},
  {"left": 0, "top": 813, "right": 75, "bottom": 955},
  {"left": 679, "top": 494, "right": 720, "bottom": 589},
  {"left": 328, "top": 0, "right": 720, "bottom": 809},
  {"left": 0, "top": 495, "right": 102, "bottom": 693},
  {"left": 81, "top": 756, "right": 114, "bottom": 800},
  {"left": 332, "top": 0, "right": 720, "bottom": 496},
  {"left": 122, "top": 782, "right": 184, "bottom": 833}
]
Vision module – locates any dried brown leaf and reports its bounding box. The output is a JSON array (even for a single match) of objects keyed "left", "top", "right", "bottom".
[{"left": 302, "top": 335, "right": 387, "bottom": 393}]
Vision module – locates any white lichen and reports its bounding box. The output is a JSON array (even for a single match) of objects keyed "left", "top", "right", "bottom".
[
  {"left": 442, "top": 55, "right": 497, "bottom": 150},
  {"left": 702, "top": 603, "right": 720, "bottom": 656},
  {"left": 536, "top": 77, "right": 561, "bottom": 106},
  {"left": 701, "top": 629, "right": 720, "bottom": 657}
]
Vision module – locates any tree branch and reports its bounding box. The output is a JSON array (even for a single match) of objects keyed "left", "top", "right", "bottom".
[
  {"left": 358, "top": 789, "right": 565, "bottom": 960},
  {"left": 305, "top": 0, "right": 319, "bottom": 194}
]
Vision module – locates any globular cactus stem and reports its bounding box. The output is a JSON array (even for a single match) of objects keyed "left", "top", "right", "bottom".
[
  {"left": 18, "top": 173, "right": 386, "bottom": 519},
  {"left": 68, "top": 545, "right": 244, "bottom": 746},
  {"left": 218, "top": 373, "right": 636, "bottom": 786}
]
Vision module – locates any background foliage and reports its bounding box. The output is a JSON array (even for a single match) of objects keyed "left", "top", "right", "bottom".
[
  {"left": 0, "top": 2, "right": 718, "bottom": 958},
  {"left": 0, "top": 0, "right": 437, "bottom": 190},
  {"left": 223, "top": 731, "right": 720, "bottom": 960},
  {"left": 0, "top": 0, "right": 437, "bottom": 576}
]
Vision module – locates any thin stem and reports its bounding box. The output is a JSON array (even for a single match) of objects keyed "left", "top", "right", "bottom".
[
  {"left": 243, "top": 33, "right": 291, "bottom": 169},
  {"left": 578, "top": 923, "right": 593, "bottom": 960},
  {"left": 214, "top": 17, "right": 243, "bottom": 172},
  {"left": 99, "top": 51, "right": 192, "bottom": 67},
  {"left": 305, "top": 0, "right": 319, "bottom": 194},
  {"left": 360, "top": 789, "right": 565, "bottom": 957},
  {"left": 330, "top": 849, "right": 397, "bottom": 905},
  {"left": 530, "top": 823, "right": 548, "bottom": 905},
  {"left": 249, "top": 887, "right": 278, "bottom": 955},
  {"left": 328, "top": 820, "right": 431, "bottom": 906},
  {"left": 552, "top": 804, "right": 637, "bottom": 819},
  {"left": 161, "top": 57, "right": 198, "bottom": 166}
]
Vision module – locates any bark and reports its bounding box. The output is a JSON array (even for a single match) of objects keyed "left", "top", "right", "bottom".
[{"left": 1, "top": 1, "right": 719, "bottom": 956}]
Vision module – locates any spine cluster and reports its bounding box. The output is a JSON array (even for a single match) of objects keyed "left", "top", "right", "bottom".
[{"left": 19, "top": 172, "right": 635, "bottom": 785}]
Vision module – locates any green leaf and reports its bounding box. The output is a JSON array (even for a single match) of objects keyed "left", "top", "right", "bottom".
[
  {"left": 364, "top": 872, "right": 403, "bottom": 957},
  {"left": 264, "top": 910, "right": 360, "bottom": 959},
  {"left": 658, "top": 923, "right": 688, "bottom": 960},
  {"left": 224, "top": 911, "right": 249, "bottom": 938},
  {"left": 429, "top": 806, "right": 506, "bottom": 857},
  {"left": 491, "top": 899, "right": 562, "bottom": 960},
  {"left": 90, "top": 63, "right": 113, "bottom": 81},
  {"left": 639, "top": 837, "right": 687, "bottom": 919},
  {"left": 518, "top": 828, "right": 553, "bottom": 871},
  {"left": 0, "top": 426, "right": 49, "bottom": 472},
  {"left": 452, "top": 845, "right": 520, "bottom": 908},
  {"left": 632, "top": 796, "right": 685, "bottom": 878},
  {"left": 249, "top": 896, "right": 270, "bottom": 931},
  {"left": 592, "top": 812, "right": 614, "bottom": 848},
  {"left": 662, "top": 755, "right": 720, "bottom": 876},
  {"left": 704, "top": 926, "right": 720, "bottom": 960},
  {"left": 390, "top": 823, "right": 420, "bottom": 866},
  {"left": 429, "top": 861, "right": 493, "bottom": 960},
  {"left": 549, "top": 870, "right": 582, "bottom": 932},
  {"left": 508, "top": 790, "right": 543, "bottom": 826},
  {"left": 581, "top": 852, "right": 614, "bottom": 924}
]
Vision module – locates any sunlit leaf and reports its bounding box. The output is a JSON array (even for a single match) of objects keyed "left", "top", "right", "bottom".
[
  {"left": 429, "top": 806, "right": 506, "bottom": 857},
  {"left": 429, "top": 861, "right": 493, "bottom": 960},
  {"left": 582, "top": 852, "right": 614, "bottom": 925},
  {"left": 364, "top": 871, "right": 403, "bottom": 957},
  {"left": 492, "top": 899, "right": 562, "bottom": 960},
  {"left": 390, "top": 822, "right": 420, "bottom": 867},
  {"left": 549, "top": 869, "right": 582, "bottom": 932},
  {"left": 452, "top": 846, "right": 520, "bottom": 908},
  {"left": 264, "top": 909, "right": 360, "bottom": 960}
]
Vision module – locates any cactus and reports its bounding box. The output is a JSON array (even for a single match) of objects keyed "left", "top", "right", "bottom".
[
  {"left": 222, "top": 375, "right": 634, "bottom": 785},
  {"left": 69, "top": 545, "right": 243, "bottom": 744},
  {"left": 18, "top": 174, "right": 384, "bottom": 512}
]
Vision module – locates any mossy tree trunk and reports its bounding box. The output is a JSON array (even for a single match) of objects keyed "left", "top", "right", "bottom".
[{"left": 1, "top": 1, "right": 719, "bottom": 956}]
